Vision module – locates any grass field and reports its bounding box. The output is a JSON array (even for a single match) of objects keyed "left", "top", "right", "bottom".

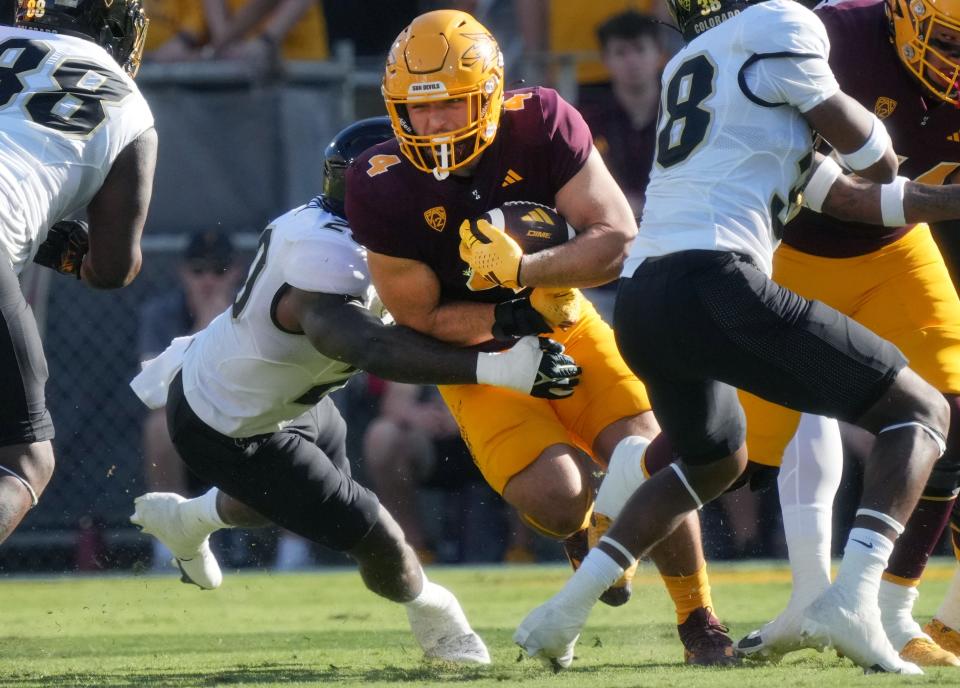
[{"left": 2, "top": 560, "right": 958, "bottom": 687}]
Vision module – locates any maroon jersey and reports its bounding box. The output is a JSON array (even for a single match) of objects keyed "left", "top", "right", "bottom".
[
  {"left": 784, "top": 0, "right": 960, "bottom": 257},
  {"left": 346, "top": 87, "right": 593, "bottom": 305}
]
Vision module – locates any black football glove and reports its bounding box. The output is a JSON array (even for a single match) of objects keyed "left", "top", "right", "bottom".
[
  {"left": 33, "top": 220, "right": 89, "bottom": 279},
  {"left": 530, "top": 337, "right": 582, "bottom": 400},
  {"left": 493, "top": 297, "right": 551, "bottom": 339}
]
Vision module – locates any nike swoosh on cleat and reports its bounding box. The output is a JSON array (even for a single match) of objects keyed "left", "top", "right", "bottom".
[{"left": 851, "top": 539, "right": 873, "bottom": 549}]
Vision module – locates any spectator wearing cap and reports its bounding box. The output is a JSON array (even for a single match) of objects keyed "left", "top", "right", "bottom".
[{"left": 137, "top": 230, "right": 241, "bottom": 568}]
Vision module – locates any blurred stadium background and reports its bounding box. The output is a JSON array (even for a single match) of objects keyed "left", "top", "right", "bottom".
[{"left": 1, "top": 0, "right": 932, "bottom": 578}]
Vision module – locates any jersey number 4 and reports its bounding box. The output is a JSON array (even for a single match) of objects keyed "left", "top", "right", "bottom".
[
  {"left": 0, "top": 38, "right": 131, "bottom": 136},
  {"left": 656, "top": 54, "right": 718, "bottom": 169}
]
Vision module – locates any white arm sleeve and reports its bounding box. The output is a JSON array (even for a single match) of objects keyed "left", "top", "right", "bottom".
[{"left": 282, "top": 236, "right": 370, "bottom": 298}]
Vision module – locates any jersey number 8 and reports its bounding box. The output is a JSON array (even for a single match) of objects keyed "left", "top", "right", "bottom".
[{"left": 656, "top": 54, "right": 718, "bottom": 169}]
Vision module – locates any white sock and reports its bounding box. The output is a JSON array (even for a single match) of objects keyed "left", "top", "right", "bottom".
[
  {"left": 778, "top": 415, "right": 843, "bottom": 610},
  {"left": 179, "top": 488, "right": 230, "bottom": 535},
  {"left": 595, "top": 435, "right": 651, "bottom": 518},
  {"left": 935, "top": 566, "right": 960, "bottom": 629},
  {"left": 405, "top": 572, "right": 457, "bottom": 615},
  {"left": 555, "top": 547, "right": 625, "bottom": 615},
  {"left": 405, "top": 574, "right": 472, "bottom": 647},
  {"left": 879, "top": 579, "right": 925, "bottom": 651},
  {"left": 834, "top": 527, "right": 895, "bottom": 600},
  {"left": 781, "top": 506, "right": 833, "bottom": 608}
]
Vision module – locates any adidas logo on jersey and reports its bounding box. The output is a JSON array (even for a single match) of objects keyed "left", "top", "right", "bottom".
[
  {"left": 948, "top": 131, "right": 960, "bottom": 143},
  {"left": 501, "top": 169, "right": 523, "bottom": 187}
]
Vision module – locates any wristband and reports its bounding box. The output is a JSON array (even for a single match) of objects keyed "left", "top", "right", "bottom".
[
  {"left": 880, "top": 176, "right": 908, "bottom": 227},
  {"left": 803, "top": 156, "right": 843, "bottom": 213},
  {"left": 475, "top": 336, "right": 538, "bottom": 393},
  {"left": 839, "top": 114, "right": 891, "bottom": 171}
]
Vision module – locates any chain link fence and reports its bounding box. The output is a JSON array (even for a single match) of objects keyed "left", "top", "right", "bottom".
[
  {"left": 3, "top": 237, "right": 258, "bottom": 572},
  {"left": 1, "top": 63, "right": 362, "bottom": 573}
]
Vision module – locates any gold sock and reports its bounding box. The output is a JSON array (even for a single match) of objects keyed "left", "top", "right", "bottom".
[
  {"left": 661, "top": 564, "right": 713, "bottom": 625},
  {"left": 881, "top": 571, "right": 921, "bottom": 587}
]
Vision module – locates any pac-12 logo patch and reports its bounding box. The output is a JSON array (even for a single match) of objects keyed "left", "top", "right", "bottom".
[
  {"left": 366, "top": 154, "right": 401, "bottom": 177},
  {"left": 423, "top": 206, "right": 447, "bottom": 232},
  {"left": 874, "top": 97, "right": 897, "bottom": 119}
]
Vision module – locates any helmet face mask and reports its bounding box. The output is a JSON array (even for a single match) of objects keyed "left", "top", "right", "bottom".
[
  {"left": 382, "top": 10, "right": 504, "bottom": 179},
  {"left": 888, "top": 0, "right": 960, "bottom": 105},
  {"left": 321, "top": 116, "right": 394, "bottom": 217},
  {"left": 14, "top": 0, "right": 150, "bottom": 77}
]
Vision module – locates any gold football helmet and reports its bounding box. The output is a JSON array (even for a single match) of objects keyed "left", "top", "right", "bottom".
[
  {"left": 888, "top": 0, "right": 960, "bottom": 105},
  {"left": 382, "top": 10, "right": 504, "bottom": 178}
]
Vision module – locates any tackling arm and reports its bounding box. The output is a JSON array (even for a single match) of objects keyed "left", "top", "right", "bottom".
[
  {"left": 273, "top": 286, "right": 580, "bottom": 396},
  {"left": 809, "top": 154, "right": 960, "bottom": 226},
  {"left": 82, "top": 128, "right": 158, "bottom": 289}
]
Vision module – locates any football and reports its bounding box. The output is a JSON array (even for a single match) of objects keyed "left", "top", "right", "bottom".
[{"left": 478, "top": 201, "right": 575, "bottom": 253}]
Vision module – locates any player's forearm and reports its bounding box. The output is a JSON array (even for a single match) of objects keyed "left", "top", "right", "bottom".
[
  {"left": 902, "top": 183, "right": 960, "bottom": 224},
  {"left": 819, "top": 174, "right": 882, "bottom": 224},
  {"left": 821, "top": 174, "right": 960, "bottom": 226},
  {"left": 402, "top": 300, "right": 497, "bottom": 347},
  {"left": 345, "top": 325, "right": 482, "bottom": 385},
  {"left": 519, "top": 227, "right": 630, "bottom": 288},
  {"left": 82, "top": 248, "right": 141, "bottom": 289}
]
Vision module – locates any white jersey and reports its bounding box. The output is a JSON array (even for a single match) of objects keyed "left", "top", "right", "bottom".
[
  {"left": 624, "top": 0, "right": 840, "bottom": 276},
  {"left": 181, "top": 200, "right": 384, "bottom": 438},
  {"left": 0, "top": 26, "right": 153, "bottom": 274}
]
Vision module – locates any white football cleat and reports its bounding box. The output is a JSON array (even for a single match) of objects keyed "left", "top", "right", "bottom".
[
  {"left": 513, "top": 599, "right": 588, "bottom": 671},
  {"left": 130, "top": 493, "right": 223, "bottom": 590},
  {"left": 407, "top": 582, "right": 490, "bottom": 665},
  {"left": 800, "top": 586, "right": 923, "bottom": 675},
  {"left": 737, "top": 606, "right": 817, "bottom": 661}
]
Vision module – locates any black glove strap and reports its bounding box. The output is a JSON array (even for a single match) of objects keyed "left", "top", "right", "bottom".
[{"left": 492, "top": 298, "right": 550, "bottom": 339}]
